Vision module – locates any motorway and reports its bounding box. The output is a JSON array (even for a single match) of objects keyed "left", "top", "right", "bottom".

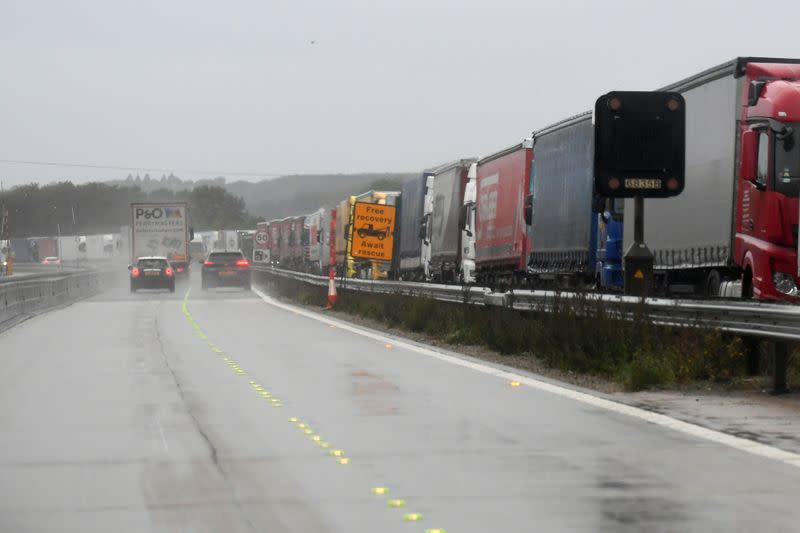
[{"left": 2, "top": 272, "right": 800, "bottom": 532}]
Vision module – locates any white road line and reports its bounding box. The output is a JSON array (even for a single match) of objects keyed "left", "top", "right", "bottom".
[
  {"left": 252, "top": 288, "right": 800, "bottom": 468},
  {"left": 155, "top": 415, "right": 169, "bottom": 454}
]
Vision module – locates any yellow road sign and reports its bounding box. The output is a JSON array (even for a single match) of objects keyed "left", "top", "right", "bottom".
[{"left": 350, "top": 202, "right": 396, "bottom": 261}]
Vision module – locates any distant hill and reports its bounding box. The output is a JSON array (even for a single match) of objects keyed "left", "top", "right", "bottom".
[{"left": 107, "top": 172, "right": 416, "bottom": 220}]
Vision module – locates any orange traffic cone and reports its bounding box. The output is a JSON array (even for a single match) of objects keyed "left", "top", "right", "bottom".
[{"left": 326, "top": 268, "right": 337, "bottom": 309}]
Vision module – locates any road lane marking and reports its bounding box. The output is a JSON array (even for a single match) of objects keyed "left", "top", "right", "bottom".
[
  {"left": 183, "top": 287, "right": 445, "bottom": 529},
  {"left": 252, "top": 287, "right": 800, "bottom": 469}
]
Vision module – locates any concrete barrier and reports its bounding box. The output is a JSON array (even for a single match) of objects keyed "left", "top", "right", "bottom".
[{"left": 0, "top": 270, "right": 113, "bottom": 329}]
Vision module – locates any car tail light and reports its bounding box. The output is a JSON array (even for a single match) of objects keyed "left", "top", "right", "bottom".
[
  {"left": 176, "top": 267, "right": 185, "bottom": 273},
  {"left": 131, "top": 267, "right": 141, "bottom": 277},
  {"left": 235, "top": 259, "right": 250, "bottom": 267},
  {"left": 165, "top": 267, "right": 174, "bottom": 277},
  {"left": 204, "top": 261, "right": 216, "bottom": 266}
]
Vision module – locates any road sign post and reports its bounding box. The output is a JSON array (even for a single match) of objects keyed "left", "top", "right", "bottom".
[{"left": 623, "top": 195, "right": 654, "bottom": 296}]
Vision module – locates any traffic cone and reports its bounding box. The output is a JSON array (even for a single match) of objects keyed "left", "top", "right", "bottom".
[{"left": 326, "top": 267, "right": 337, "bottom": 309}]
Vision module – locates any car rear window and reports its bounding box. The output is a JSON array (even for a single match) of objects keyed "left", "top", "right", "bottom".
[
  {"left": 138, "top": 259, "right": 168, "bottom": 269},
  {"left": 208, "top": 252, "right": 243, "bottom": 263}
]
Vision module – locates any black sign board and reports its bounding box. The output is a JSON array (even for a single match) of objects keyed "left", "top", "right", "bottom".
[{"left": 594, "top": 91, "right": 686, "bottom": 198}]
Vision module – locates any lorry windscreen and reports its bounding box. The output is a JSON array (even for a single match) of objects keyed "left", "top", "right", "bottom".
[{"left": 774, "top": 126, "right": 800, "bottom": 197}]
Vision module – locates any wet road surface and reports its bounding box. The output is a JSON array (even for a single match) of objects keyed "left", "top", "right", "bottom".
[{"left": 2, "top": 271, "right": 800, "bottom": 532}]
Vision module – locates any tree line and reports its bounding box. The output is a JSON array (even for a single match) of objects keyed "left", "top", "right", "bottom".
[{"left": 0, "top": 181, "right": 259, "bottom": 238}]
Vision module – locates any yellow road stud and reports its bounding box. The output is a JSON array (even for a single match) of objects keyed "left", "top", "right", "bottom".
[
  {"left": 387, "top": 499, "right": 406, "bottom": 508},
  {"left": 338, "top": 457, "right": 350, "bottom": 465},
  {"left": 304, "top": 429, "right": 314, "bottom": 435},
  {"left": 330, "top": 449, "right": 344, "bottom": 457},
  {"left": 425, "top": 529, "right": 447, "bottom": 533},
  {"left": 312, "top": 435, "right": 322, "bottom": 442},
  {"left": 288, "top": 417, "right": 300, "bottom": 423},
  {"left": 296, "top": 423, "right": 306, "bottom": 428},
  {"left": 404, "top": 513, "right": 423, "bottom": 522},
  {"left": 319, "top": 441, "right": 330, "bottom": 448},
  {"left": 385, "top": 343, "right": 393, "bottom": 349},
  {"left": 510, "top": 381, "right": 521, "bottom": 387},
  {"left": 371, "top": 487, "right": 388, "bottom": 496}
]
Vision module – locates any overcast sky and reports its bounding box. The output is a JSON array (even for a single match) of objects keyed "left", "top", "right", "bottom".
[{"left": 2, "top": 0, "right": 800, "bottom": 187}]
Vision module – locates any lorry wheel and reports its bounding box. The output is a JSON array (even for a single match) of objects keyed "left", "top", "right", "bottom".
[
  {"left": 704, "top": 270, "right": 721, "bottom": 298},
  {"left": 742, "top": 268, "right": 754, "bottom": 299}
]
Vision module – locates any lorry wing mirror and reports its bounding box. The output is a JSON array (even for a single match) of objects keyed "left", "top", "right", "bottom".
[
  {"left": 748, "top": 80, "right": 766, "bottom": 106},
  {"left": 740, "top": 130, "right": 757, "bottom": 182},
  {"left": 524, "top": 194, "right": 533, "bottom": 225}
]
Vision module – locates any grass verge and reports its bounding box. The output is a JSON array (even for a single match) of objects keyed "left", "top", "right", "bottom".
[{"left": 257, "top": 273, "right": 796, "bottom": 392}]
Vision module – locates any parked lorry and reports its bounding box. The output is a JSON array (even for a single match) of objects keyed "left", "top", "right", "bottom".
[
  {"left": 268, "top": 220, "right": 282, "bottom": 266},
  {"left": 459, "top": 163, "right": 478, "bottom": 283},
  {"left": 287, "top": 216, "right": 306, "bottom": 269},
  {"left": 428, "top": 160, "right": 475, "bottom": 282},
  {"left": 527, "top": 115, "right": 599, "bottom": 288},
  {"left": 623, "top": 57, "right": 800, "bottom": 300},
  {"left": 278, "top": 217, "right": 293, "bottom": 267},
  {"left": 306, "top": 207, "right": 331, "bottom": 274},
  {"left": 334, "top": 197, "right": 356, "bottom": 276},
  {"left": 397, "top": 173, "right": 431, "bottom": 280},
  {"left": 473, "top": 140, "right": 533, "bottom": 287},
  {"left": 130, "top": 202, "right": 190, "bottom": 274}
]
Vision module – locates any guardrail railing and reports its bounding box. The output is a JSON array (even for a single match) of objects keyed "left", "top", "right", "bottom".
[
  {"left": 253, "top": 265, "right": 800, "bottom": 392},
  {"left": 0, "top": 269, "right": 113, "bottom": 329}
]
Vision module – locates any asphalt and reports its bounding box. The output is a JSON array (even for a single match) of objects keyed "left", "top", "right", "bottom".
[{"left": 2, "top": 270, "right": 800, "bottom": 532}]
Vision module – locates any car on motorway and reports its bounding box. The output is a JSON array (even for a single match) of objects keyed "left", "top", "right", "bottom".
[
  {"left": 129, "top": 256, "right": 175, "bottom": 293},
  {"left": 41, "top": 256, "right": 61, "bottom": 266},
  {"left": 201, "top": 251, "right": 251, "bottom": 290}
]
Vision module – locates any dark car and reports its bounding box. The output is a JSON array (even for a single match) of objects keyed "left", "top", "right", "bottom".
[
  {"left": 130, "top": 257, "right": 175, "bottom": 293},
  {"left": 202, "top": 251, "right": 251, "bottom": 290}
]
